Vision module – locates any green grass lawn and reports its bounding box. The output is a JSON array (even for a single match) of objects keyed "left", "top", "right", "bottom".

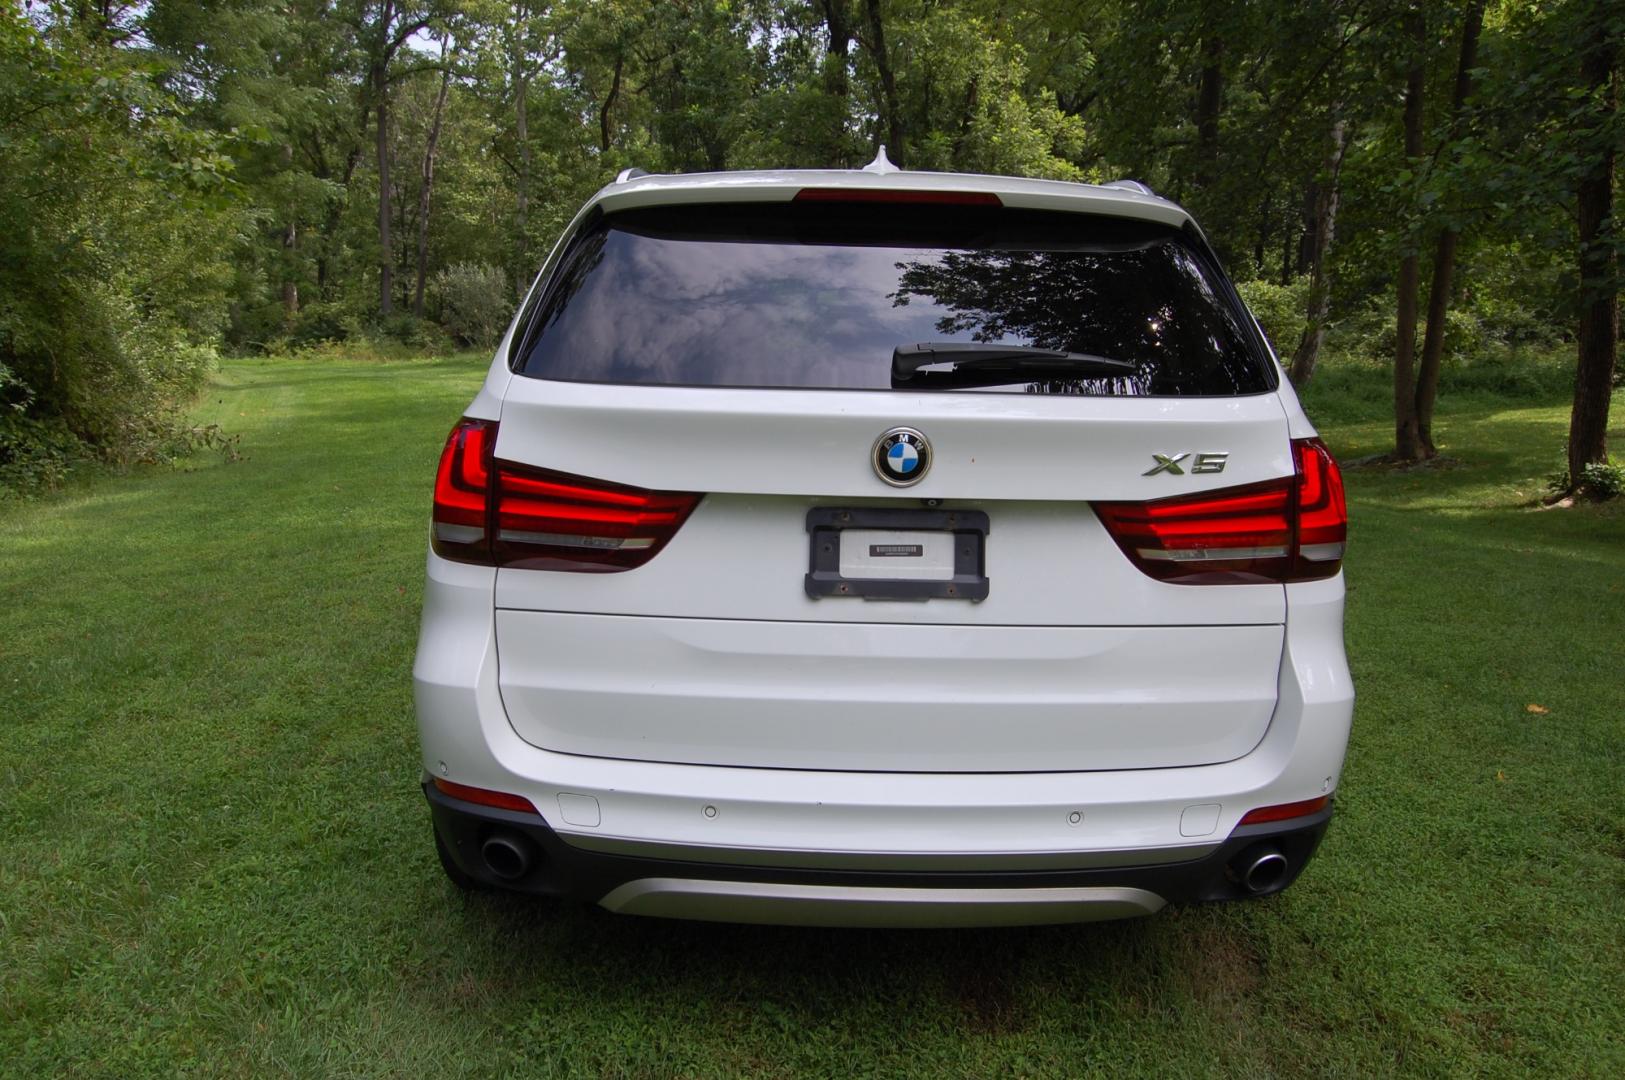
[{"left": 2, "top": 355, "right": 1622, "bottom": 1078}]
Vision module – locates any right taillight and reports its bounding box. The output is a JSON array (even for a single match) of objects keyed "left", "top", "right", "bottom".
[
  {"left": 1093, "top": 437, "right": 1346, "bottom": 585},
  {"left": 1289, "top": 437, "right": 1347, "bottom": 580},
  {"left": 429, "top": 417, "right": 701, "bottom": 572}
]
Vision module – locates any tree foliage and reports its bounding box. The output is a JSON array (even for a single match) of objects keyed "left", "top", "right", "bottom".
[
  {"left": 1, "top": 0, "right": 1618, "bottom": 491},
  {"left": 1, "top": 3, "right": 240, "bottom": 488}
]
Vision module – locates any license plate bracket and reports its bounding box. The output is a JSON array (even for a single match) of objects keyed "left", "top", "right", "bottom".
[{"left": 805, "top": 507, "right": 989, "bottom": 601}]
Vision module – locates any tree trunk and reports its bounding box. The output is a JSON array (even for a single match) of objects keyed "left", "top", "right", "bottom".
[
  {"left": 1196, "top": 28, "right": 1223, "bottom": 195},
  {"left": 279, "top": 143, "right": 298, "bottom": 320},
  {"left": 1414, "top": 1, "right": 1486, "bottom": 456},
  {"left": 1289, "top": 115, "right": 1347, "bottom": 389},
  {"left": 1392, "top": 11, "right": 1427, "bottom": 462},
  {"left": 863, "top": 0, "right": 904, "bottom": 163},
  {"left": 282, "top": 221, "right": 299, "bottom": 319},
  {"left": 1297, "top": 182, "right": 1318, "bottom": 276},
  {"left": 1568, "top": 4, "right": 1619, "bottom": 495},
  {"left": 375, "top": 65, "right": 393, "bottom": 319},
  {"left": 1251, "top": 196, "right": 1270, "bottom": 278},
  {"left": 414, "top": 62, "right": 452, "bottom": 318},
  {"left": 599, "top": 53, "right": 623, "bottom": 154},
  {"left": 515, "top": 68, "right": 530, "bottom": 255},
  {"left": 820, "top": 0, "right": 854, "bottom": 164},
  {"left": 950, "top": 75, "right": 980, "bottom": 165},
  {"left": 317, "top": 128, "right": 365, "bottom": 301}
]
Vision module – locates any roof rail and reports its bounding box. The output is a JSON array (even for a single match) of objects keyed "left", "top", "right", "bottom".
[
  {"left": 1102, "top": 179, "right": 1155, "bottom": 196},
  {"left": 615, "top": 167, "right": 651, "bottom": 183}
]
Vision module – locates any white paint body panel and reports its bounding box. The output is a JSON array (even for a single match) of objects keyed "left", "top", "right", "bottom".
[
  {"left": 490, "top": 381, "right": 1293, "bottom": 771},
  {"left": 493, "top": 376, "right": 1292, "bottom": 501},
  {"left": 496, "top": 611, "right": 1283, "bottom": 772}
]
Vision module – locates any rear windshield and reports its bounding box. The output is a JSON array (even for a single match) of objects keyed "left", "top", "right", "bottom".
[{"left": 515, "top": 203, "right": 1273, "bottom": 396}]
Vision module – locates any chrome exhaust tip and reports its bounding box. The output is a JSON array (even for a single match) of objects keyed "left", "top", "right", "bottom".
[{"left": 1232, "top": 846, "right": 1289, "bottom": 894}]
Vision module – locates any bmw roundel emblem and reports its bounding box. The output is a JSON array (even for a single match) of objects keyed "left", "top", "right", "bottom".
[{"left": 872, "top": 427, "right": 932, "bottom": 486}]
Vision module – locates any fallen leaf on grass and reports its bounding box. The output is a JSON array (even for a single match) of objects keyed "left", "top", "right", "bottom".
[
  {"left": 1525, "top": 704, "right": 1549, "bottom": 715},
  {"left": 1495, "top": 770, "right": 1507, "bottom": 782}
]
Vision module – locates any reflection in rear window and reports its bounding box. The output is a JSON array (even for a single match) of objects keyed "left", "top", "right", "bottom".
[{"left": 515, "top": 204, "right": 1273, "bottom": 396}]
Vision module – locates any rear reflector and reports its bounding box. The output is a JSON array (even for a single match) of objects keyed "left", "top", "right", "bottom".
[
  {"left": 432, "top": 777, "right": 540, "bottom": 815},
  {"left": 1238, "top": 795, "right": 1331, "bottom": 826},
  {"left": 793, "top": 187, "right": 1002, "bottom": 207},
  {"left": 1093, "top": 437, "right": 1346, "bottom": 585},
  {"left": 430, "top": 417, "right": 701, "bottom": 572}
]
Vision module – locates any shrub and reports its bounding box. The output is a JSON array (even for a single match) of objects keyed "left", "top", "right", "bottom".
[
  {"left": 378, "top": 313, "right": 449, "bottom": 351},
  {"left": 1235, "top": 278, "right": 1308, "bottom": 357},
  {"left": 1, "top": 14, "right": 238, "bottom": 494},
  {"left": 286, "top": 302, "right": 354, "bottom": 348},
  {"left": 432, "top": 263, "right": 511, "bottom": 349},
  {"left": 1548, "top": 453, "right": 1625, "bottom": 501},
  {"left": 0, "top": 413, "right": 81, "bottom": 495}
]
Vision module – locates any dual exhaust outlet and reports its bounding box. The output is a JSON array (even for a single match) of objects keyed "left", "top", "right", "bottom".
[
  {"left": 1230, "top": 844, "right": 1290, "bottom": 895},
  {"left": 475, "top": 830, "right": 1291, "bottom": 896},
  {"left": 479, "top": 831, "right": 533, "bottom": 881}
]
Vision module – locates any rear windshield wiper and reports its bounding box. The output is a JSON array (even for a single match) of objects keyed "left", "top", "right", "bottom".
[{"left": 892, "top": 342, "right": 1138, "bottom": 383}]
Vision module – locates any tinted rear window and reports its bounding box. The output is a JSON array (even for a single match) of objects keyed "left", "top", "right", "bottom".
[{"left": 515, "top": 203, "right": 1273, "bottom": 396}]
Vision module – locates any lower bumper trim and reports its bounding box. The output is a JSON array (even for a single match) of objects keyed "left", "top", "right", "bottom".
[
  {"left": 424, "top": 779, "right": 1333, "bottom": 924},
  {"left": 600, "top": 878, "right": 1165, "bottom": 927},
  {"left": 561, "top": 831, "right": 1218, "bottom": 871}
]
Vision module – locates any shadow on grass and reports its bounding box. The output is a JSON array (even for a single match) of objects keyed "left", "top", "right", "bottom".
[
  {"left": 395, "top": 872, "right": 1284, "bottom": 1047},
  {"left": 438, "top": 885, "right": 1187, "bottom": 1029}
]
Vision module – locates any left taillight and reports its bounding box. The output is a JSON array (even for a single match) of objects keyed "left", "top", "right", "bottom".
[
  {"left": 431, "top": 417, "right": 496, "bottom": 563},
  {"left": 430, "top": 417, "right": 701, "bottom": 572}
]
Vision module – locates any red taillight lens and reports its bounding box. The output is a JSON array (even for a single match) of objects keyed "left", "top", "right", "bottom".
[
  {"left": 1291, "top": 437, "right": 1347, "bottom": 580},
  {"left": 1238, "top": 795, "right": 1330, "bottom": 826},
  {"left": 431, "top": 417, "right": 496, "bottom": 563},
  {"left": 432, "top": 777, "right": 540, "bottom": 815},
  {"left": 1093, "top": 437, "right": 1347, "bottom": 585},
  {"left": 1093, "top": 478, "right": 1294, "bottom": 584},
  {"left": 492, "top": 463, "right": 700, "bottom": 572},
  {"left": 792, "top": 187, "right": 1003, "bottom": 206},
  {"left": 430, "top": 417, "right": 700, "bottom": 572}
]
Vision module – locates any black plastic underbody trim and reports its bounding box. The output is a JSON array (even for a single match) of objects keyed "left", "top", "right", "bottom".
[{"left": 424, "top": 780, "right": 1332, "bottom": 908}]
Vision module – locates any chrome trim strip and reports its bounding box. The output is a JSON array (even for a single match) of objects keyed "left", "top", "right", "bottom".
[
  {"left": 556, "top": 831, "right": 1217, "bottom": 871},
  {"left": 432, "top": 522, "right": 484, "bottom": 544},
  {"left": 599, "top": 879, "right": 1166, "bottom": 927},
  {"left": 1138, "top": 545, "right": 1289, "bottom": 561},
  {"left": 497, "top": 530, "right": 654, "bottom": 550}
]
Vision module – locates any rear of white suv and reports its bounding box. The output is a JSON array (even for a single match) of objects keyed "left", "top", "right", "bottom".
[{"left": 413, "top": 161, "right": 1353, "bottom": 927}]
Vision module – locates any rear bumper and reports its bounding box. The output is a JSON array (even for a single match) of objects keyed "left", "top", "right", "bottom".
[
  {"left": 427, "top": 779, "right": 1332, "bottom": 925},
  {"left": 414, "top": 551, "right": 1354, "bottom": 925}
]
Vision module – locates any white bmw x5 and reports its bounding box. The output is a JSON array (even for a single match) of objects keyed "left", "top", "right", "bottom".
[{"left": 414, "top": 153, "right": 1353, "bottom": 927}]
